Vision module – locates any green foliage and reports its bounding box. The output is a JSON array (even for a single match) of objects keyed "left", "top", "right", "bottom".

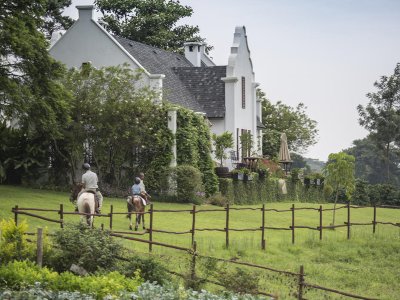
[
  {"left": 0, "top": 0, "right": 71, "bottom": 184},
  {"left": 240, "top": 131, "right": 253, "bottom": 158},
  {"left": 345, "top": 135, "right": 400, "bottom": 187},
  {"left": 357, "top": 63, "right": 400, "bottom": 183},
  {"left": 117, "top": 254, "right": 171, "bottom": 285},
  {"left": 352, "top": 179, "right": 370, "bottom": 206},
  {"left": 212, "top": 132, "right": 234, "bottom": 167},
  {"left": 0, "top": 219, "right": 35, "bottom": 263},
  {"left": 0, "top": 260, "right": 142, "bottom": 299},
  {"left": 174, "top": 165, "right": 204, "bottom": 204},
  {"left": 48, "top": 224, "right": 123, "bottom": 273},
  {"left": 324, "top": 152, "right": 355, "bottom": 200},
  {"left": 177, "top": 109, "right": 218, "bottom": 197},
  {"left": 323, "top": 152, "right": 355, "bottom": 224},
  {"left": 95, "top": 0, "right": 212, "bottom": 54},
  {"left": 258, "top": 88, "right": 318, "bottom": 157},
  {"left": 216, "top": 267, "right": 260, "bottom": 295}
]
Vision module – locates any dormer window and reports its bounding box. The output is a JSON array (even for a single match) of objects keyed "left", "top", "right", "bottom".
[
  {"left": 189, "top": 46, "right": 194, "bottom": 52},
  {"left": 241, "top": 76, "right": 246, "bottom": 109}
]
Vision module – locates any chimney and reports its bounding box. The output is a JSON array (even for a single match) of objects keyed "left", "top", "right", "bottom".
[
  {"left": 77, "top": 5, "right": 94, "bottom": 21},
  {"left": 184, "top": 42, "right": 205, "bottom": 67}
]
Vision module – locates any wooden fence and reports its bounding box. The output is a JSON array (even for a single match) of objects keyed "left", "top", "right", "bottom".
[
  {"left": 27, "top": 226, "right": 379, "bottom": 300},
  {"left": 12, "top": 202, "right": 398, "bottom": 299},
  {"left": 12, "top": 203, "right": 400, "bottom": 250}
]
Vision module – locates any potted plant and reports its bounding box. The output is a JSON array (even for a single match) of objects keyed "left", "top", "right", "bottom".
[
  {"left": 212, "top": 132, "right": 234, "bottom": 178},
  {"left": 257, "top": 164, "right": 269, "bottom": 180},
  {"left": 242, "top": 168, "right": 252, "bottom": 181}
]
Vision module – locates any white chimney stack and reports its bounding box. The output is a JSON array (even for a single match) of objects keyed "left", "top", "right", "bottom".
[
  {"left": 184, "top": 42, "right": 205, "bottom": 67},
  {"left": 77, "top": 5, "right": 94, "bottom": 21}
]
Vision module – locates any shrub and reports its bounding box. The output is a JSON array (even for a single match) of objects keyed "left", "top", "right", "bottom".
[
  {"left": 117, "top": 254, "right": 171, "bottom": 285},
  {"left": 0, "top": 219, "right": 35, "bottom": 264},
  {"left": 216, "top": 267, "right": 260, "bottom": 295},
  {"left": 47, "top": 223, "right": 123, "bottom": 273},
  {"left": 0, "top": 260, "right": 142, "bottom": 299},
  {"left": 174, "top": 165, "right": 204, "bottom": 203}
]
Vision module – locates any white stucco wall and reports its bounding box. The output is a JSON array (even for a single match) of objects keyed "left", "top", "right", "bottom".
[
  {"left": 223, "top": 26, "right": 261, "bottom": 159},
  {"left": 49, "top": 6, "right": 151, "bottom": 88}
]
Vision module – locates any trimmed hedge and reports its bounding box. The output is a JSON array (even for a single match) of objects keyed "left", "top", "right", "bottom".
[{"left": 218, "top": 177, "right": 325, "bottom": 204}]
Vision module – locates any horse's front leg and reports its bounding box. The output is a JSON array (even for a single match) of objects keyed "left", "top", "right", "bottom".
[
  {"left": 142, "top": 213, "right": 146, "bottom": 230},
  {"left": 135, "top": 213, "right": 139, "bottom": 231}
]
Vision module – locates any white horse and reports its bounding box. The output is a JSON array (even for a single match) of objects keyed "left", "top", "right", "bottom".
[{"left": 71, "top": 183, "right": 96, "bottom": 227}]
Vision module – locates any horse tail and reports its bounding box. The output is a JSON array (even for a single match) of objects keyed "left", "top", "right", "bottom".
[{"left": 84, "top": 201, "right": 91, "bottom": 225}]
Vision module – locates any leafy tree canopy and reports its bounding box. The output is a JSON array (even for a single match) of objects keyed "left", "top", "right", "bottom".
[
  {"left": 0, "top": 0, "right": 71, "bottom": 183},
  {"left": 323, "top": 152, "right": 355, "bottom": 224},
  {"left": 258, "top": 89, "right": 318, "bottom": 158},
  {"left": 357, "top": 63, "right": 400, "bottom": 182},
  {"left": 95, "top": 0, "right": 212, "bottom": 53},
  {"left": 344, "top": 135, "right": 400, "bottom": 187},
  {"left": 42, "top": 0, "right": 74, "bottom": 38}
]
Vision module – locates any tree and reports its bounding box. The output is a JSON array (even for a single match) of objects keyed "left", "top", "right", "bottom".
[
  {"left": 95, "top": 0, "right": 212, "bottom": 53},
  {"left": 42, "top": 0, "right": 74, "bottom": 38},
  {"left": 0, "top": 0, "right": 71, "bottom": 182},
  {"left": 323, "top": 152, "right": 355, "bottom": 225},
  {"left": 344, "top": 135, "right": 400, "bottom": 187},
  {"left": 212, "top": 132, "right": 234, "bottom": 167},
  {"left": 357, "top": 63, "right": 400, "bottom": 182},
  {"left": 258, "top": 89, "right": 318, "bottom": 158}
]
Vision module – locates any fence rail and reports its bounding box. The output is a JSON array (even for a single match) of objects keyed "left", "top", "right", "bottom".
[
  {"left": 24, "top": 226, "right": 380, "bottom": 300},
  {"left": 12, "top": 203, "right": 400, "bottom": 249}
]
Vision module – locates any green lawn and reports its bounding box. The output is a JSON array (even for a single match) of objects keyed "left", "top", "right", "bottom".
[{"left": 1, "top": 185, "right": 399, "bottom": 299}]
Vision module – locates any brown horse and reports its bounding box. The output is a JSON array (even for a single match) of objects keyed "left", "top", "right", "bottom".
[
  {"left": 70, "top": 183, "right": 96, "bottom": 227},
  {"left": 127, "top": 195, "right": 146, "bottom": 231}
]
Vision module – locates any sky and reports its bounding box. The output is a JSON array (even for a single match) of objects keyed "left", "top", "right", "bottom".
[{"left": 64, "top": 0, "right": 400, "bottom": 161}]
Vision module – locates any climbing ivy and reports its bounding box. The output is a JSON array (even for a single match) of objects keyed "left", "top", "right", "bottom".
[{"left": 176, "top": 108, "right": 218, "bottom": 196}]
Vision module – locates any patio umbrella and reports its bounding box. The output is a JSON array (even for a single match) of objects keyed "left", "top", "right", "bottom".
[{"left": 278, "top": 133, "right": 292, "bottom": 174}]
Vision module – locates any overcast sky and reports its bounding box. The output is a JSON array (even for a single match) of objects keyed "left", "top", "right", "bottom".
[{"left": 64, "top": 0, "right": 400, "bottom": 161}]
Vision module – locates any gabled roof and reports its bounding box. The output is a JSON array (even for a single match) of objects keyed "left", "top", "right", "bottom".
[
  {"left": 114, "top": 36, "right": 207, "bottom": 113},
  {"left": 172, "top": 66, "right": 227, "bottom": 118}
]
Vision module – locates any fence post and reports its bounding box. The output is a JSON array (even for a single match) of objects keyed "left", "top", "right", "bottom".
[
  {"left": 347, "top": 202, "right": 350, "bottom": 239},
  {"left": 298, "top": 265, "right": 304, "bottom": 300},
  {"left": 191, "top": 205, "right": 196, "bottom": 246},
  {"left": 109, "top": 204, "right": 113, "bottom": 230},
  {"left": 191, "top": 241, "right": 197, "bottom": 283},
  {"left": 319, "top": 205, "right": 323, "bottom": 240},
  {"left": 36, "top": 227, "right": 43, "bottom": 267},
  {"left": 291, "top": 204, "right": 295, "bottom": 244},
  {"left": 225, "top": 204, "right": 230, "bottom": 248},
  {"left": 149, "top": 204, "right": 153, "bottom": 252},
  {"left": 373, "top": 205, "right": 376, "bottom": 234},
  {"left": 261, "top": 204, "right": 266, "bottom": 250},
  {"left": 14, "top": 205, "right": 18, "bottom": 225},
  {"left": 59, "top": 204, "right": 64, "bottom": 229}
]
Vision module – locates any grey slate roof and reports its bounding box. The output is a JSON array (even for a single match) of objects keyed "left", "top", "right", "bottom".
[
  {"left": 114, "top": 36, "right": 207, "bottom": 113},
  {"left": 172, "top": 66, "right": 227, "bottom": 118}
]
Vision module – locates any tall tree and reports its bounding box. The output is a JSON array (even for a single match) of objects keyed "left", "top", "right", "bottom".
[
  {"left": 94, "top": 0, "right": 212, "bottom": 53},
  {"left": 345, "top": 135, "right": 400, "bottom": 187},
  {"left": 258, "top": 89, "right": 318, "bottom": 158},
  {"left": 357, "top": 63, "right": 400, "bottom": 182},
  {"left": 42, "top": 0, "right": 74, "bottom": 38},
  {"left": 0, "top": 0, "right": 71, "bottom": 182},
  {"left": 323, "top": 152, "right": 355, "bottom": 225}
]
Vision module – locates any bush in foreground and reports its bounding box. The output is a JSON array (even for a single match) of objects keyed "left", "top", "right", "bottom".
[{"left": 0, "top": 260, "right": 142, "bottom": 299}]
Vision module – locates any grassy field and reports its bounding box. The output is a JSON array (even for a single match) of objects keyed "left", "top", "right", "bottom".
[{"left": 0, "top": 185, "right": 399, "bottom": 299}]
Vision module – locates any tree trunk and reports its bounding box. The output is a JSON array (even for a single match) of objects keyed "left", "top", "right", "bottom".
[
  {"left": 386, "top": 142, "right": 390, "bottom": 183},
  {"left": 332, "top": 185, "right": 339, "bottom": 226}
]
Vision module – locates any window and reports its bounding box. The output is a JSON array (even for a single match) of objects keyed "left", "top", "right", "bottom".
[
  {"left": 189, "top": 45, "right": 194, "bottom": 52},
  {"left": 241, "top": 77, "right": 246, "bottom": 108}
]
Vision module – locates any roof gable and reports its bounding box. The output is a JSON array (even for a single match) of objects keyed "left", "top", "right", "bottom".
[{"left": 114, "top": 36, "right": 206, "bottom": 113}]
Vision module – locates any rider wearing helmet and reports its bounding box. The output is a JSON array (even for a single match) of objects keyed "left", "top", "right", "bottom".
[{"left": 81, "top": 163, "right": 103, "bottom": 213}]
